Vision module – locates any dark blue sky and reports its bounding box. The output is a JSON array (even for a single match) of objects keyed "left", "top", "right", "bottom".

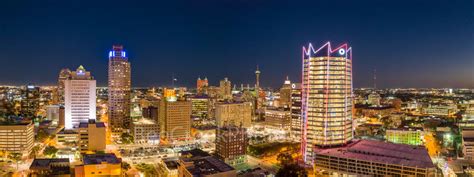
[{"left": 1, "top": 0, "right": 473, "bottom": 88}]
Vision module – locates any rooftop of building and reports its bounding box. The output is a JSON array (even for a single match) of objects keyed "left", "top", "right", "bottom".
[
  {"left": 30, "top": 158, "right": 70, "bottom": 175},
  {"left": 164, "top": 160, "right": 179, "bottom": 170},
  {"left": 387, "top": 127, "right": 423, "bottom": 131},
  {"left": 133, "top": 118, "right": 157, "bottom": 125},
  {"left": 78, "top": 120, "right": 105, "bottom": 128},
  {"left": 30, "top": 158, "right": 70, "bottom": 169},
  {"left": 83, "top": 153, "right": 121, "bottom": 165},
  {"left": 314, "top": 139, "right": 435, "bottom": 169},
  {"left": 186, "top": 157, "right": 235, "bottom": 175},
  {"left": 180, "top": 149, "right": 235, "bottom": 175}
]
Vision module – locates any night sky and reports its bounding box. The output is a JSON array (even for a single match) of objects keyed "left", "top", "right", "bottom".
[{"left": 1, "top": 0, "right": 473, "bottom": 88}]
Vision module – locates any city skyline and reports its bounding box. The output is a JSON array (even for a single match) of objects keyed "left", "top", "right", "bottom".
[{"left": 1, "top": 0, "right": 472, "bottom": 88}]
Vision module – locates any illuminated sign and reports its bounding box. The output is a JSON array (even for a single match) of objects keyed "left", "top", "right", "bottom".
[{"left": 338, "top": 48, "right": 345, "bottom": 55}]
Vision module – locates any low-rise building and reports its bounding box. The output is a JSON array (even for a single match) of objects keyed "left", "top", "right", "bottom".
[
  {"left": 29, "top": 158, "right": 71, "bottom": 177},
  {"left": 386, "top": 128, "right": 423, "bottom": 146},
  {"left": 157, "top": 159, "right": 179, "bottom": 177},
  {"left": 75, "top": 153, "right": 122, "bottom": 177},
  {"left": 131, "top": 118, "right": 159, "bottom": 144},
  {"left": 264, "top": 108, "right": 291, "bottom": 131},
  {"left": 178, "top": 149, "right": 236, "bottom": 177},
  {"left": 314, "top": 140, "right": 436, "bottom": 176}
]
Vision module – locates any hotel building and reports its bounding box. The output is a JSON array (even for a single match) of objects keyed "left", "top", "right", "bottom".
[
  {"left": 215, "top": 102, "right": 252, "bottom": 128},
  {"left": 108, "top": 45, "right": 131, "bottom": 133},
  {"left": 64, "top": 65, "right": 96, "bottom": 129},
  {"left": 301, "top": 42, "right": 353, "bottom": 163},
  {"left": 215, "top": 125, "right": 248, "bottom": 166}
]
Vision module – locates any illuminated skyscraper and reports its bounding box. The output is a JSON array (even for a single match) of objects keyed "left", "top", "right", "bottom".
[
  {"left": 57, "top": 68, "right": 71, "bottom": 105},
  {"left": 301, "top": 42, "right": 353, "bottom": 163},
  {"left": 279, "top": 76, "right": 292, "bottom": 108},
  {"left": 255, "top": 66, "right": 261, "bottom": 109},
  {"left": 65, "top": 65, "right": 96, "bottom": 129},
  {"left": 108, "top": 45, "right": 131, "bottom": 133},
  {"left": 219, "top": 77, "right": 232, "bottom": 99}
]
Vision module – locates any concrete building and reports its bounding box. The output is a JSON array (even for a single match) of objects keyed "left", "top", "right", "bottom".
[
  {"left": 131, "top": 118, "right": 159, "bottom": 144},
  {"left": 215, "top": 126, "right": 248, "bottom": 166},
  {"left": 75, "top": 153, "right": 122, "bottom": 177},
  {"left": 188, "top": 96, "right": 211, "bottom": 126},
  {"left": 313, "top": 139, "right": 436, "bottom": 176},
  {"left": 157, "top": 159, "right": 179, "bottom": 177},
  {"left": 301, "top": 42, "right": 353, "bottom": 163},
  {"left": 108, "top": 45, "right": 131, "bottom": 133},
  {"left": 386, "top": 128, "right": 423, "bottom": 146},
  {"left": 264, "top": 108, "right": 291, "bottom": 131},
  {"left": 279, "top": 77, "right": 292, "bottom": 108},
  {"left": 20, "top": 84, "right": 40, "bottom": 115},
  {"left": 57, "top": 68, "right": 72, "bottom": 105},
  {"left": 178, "top": 149, "right": 236, "bottom": 177},
  {"left": 196, "top": 77, "right": 209, "bottom": 94},
  {"left": 142, "top": 106, "right": 158, "bottom": 121},
  {"left": 423, "top": 104, "right": 458, "bottom": 116},
  {"left": 159, "top": 99, "right": 192, "bottom": 140},
  {"left": 219, "top": 78, "right": 232, "bottom": 100},
  {"left": 462, "top": 128, "right": 474, "bottom": 160},
  {"left": 29, "top": 158, "right": 71, "bottom": 177},
  {"left": 0, "top": 120, "right": 34, "bottom": 155},
  {"left": 78, "top": 120, "right": 106, "bottom": 153},
  {"left": 46, "top": 105, "right": 60, "bottom": 126},
  {"left": 290, "top": 83, "right": 302, "bottom": 140},
  {"left": 215, "top": 102, "right": 252, "bottom": 128},
  {"left": 64, "top": 65, "right": 96, "bottom": 129},
  {"left": 367, "top": 92, "right": 381, "bottom": 106}
]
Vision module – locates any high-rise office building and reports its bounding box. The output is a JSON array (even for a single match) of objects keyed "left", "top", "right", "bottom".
[
  {"left": 215, "top": 125, "right": 248, "bottom": 166},
  {"left": 290, "top": 83, "right": 302, "bottom": 140},
  {"left": 57, "top": 68, "right": 72, "bottom": 105},
  {"left": 279, "top": 77, "right": 292, "bottom": 108},
  {"left": 108, "top": 45, "right": 131, "bottom": 133},
  {"left": 20, "top": 84, "right": 40, "bottom": 115},
  {"left": 219, "top": 78, "right": 232, "bottom": 100},
  {"left": 64, "top": 65, "right": 96, "bottom": 129},
  {"left": 301, "top": 42, "right": 353, "bottom": 163},
  {"left": 159, "top": 99, "right": 192, "bottom": 140},
  {"left": 188, "top": 96, "right": 211, "bottom": 126},
  {"left": 264, "top": 108, "right": 291, "bottom": 131}
]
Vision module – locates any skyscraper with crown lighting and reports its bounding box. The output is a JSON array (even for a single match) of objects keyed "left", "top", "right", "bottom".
[
  {"left": 301, "top": 42, "right": 353, "bottom": 164},
  {"left": 108, "top": 45, "right": 131, "bottom": 133}
]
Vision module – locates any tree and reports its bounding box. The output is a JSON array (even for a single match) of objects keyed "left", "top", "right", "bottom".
[
  {"left": 29, "top": 145, "right": 40, "bottom": 158},
  {"left": 276, "top": 163, "right": 307, "bottom": 177},
  {"left": 8, "top": 153, "right": 22, "bottom": 170},
  {"left": 121, "top": 133, "right": 134, "bottom": 144},
  {"left": 135, "top": 163, "right": 156, "bottom": 177},
  {"left": 44, "top": 146, "right": 58, "bottom": 157},
  {"left": 277, "top": 152, "right": 294, "bottom": 166},
  {"left": 122, "top": 162, "right": 131, "bottom": 173}
]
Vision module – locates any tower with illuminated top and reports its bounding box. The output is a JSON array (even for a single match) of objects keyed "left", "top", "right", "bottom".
[
  {"left": 301, "top": 42, "right": 353, "bottom": 164},
  {"left": 255, "top": 66, "right": 261, "bottom": 109},
  {"left": 108, "top": 45, "right": 131, "bottom": 134},
  {"left": 65, "top": 65, "right": 96, "bottom": 129}
]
